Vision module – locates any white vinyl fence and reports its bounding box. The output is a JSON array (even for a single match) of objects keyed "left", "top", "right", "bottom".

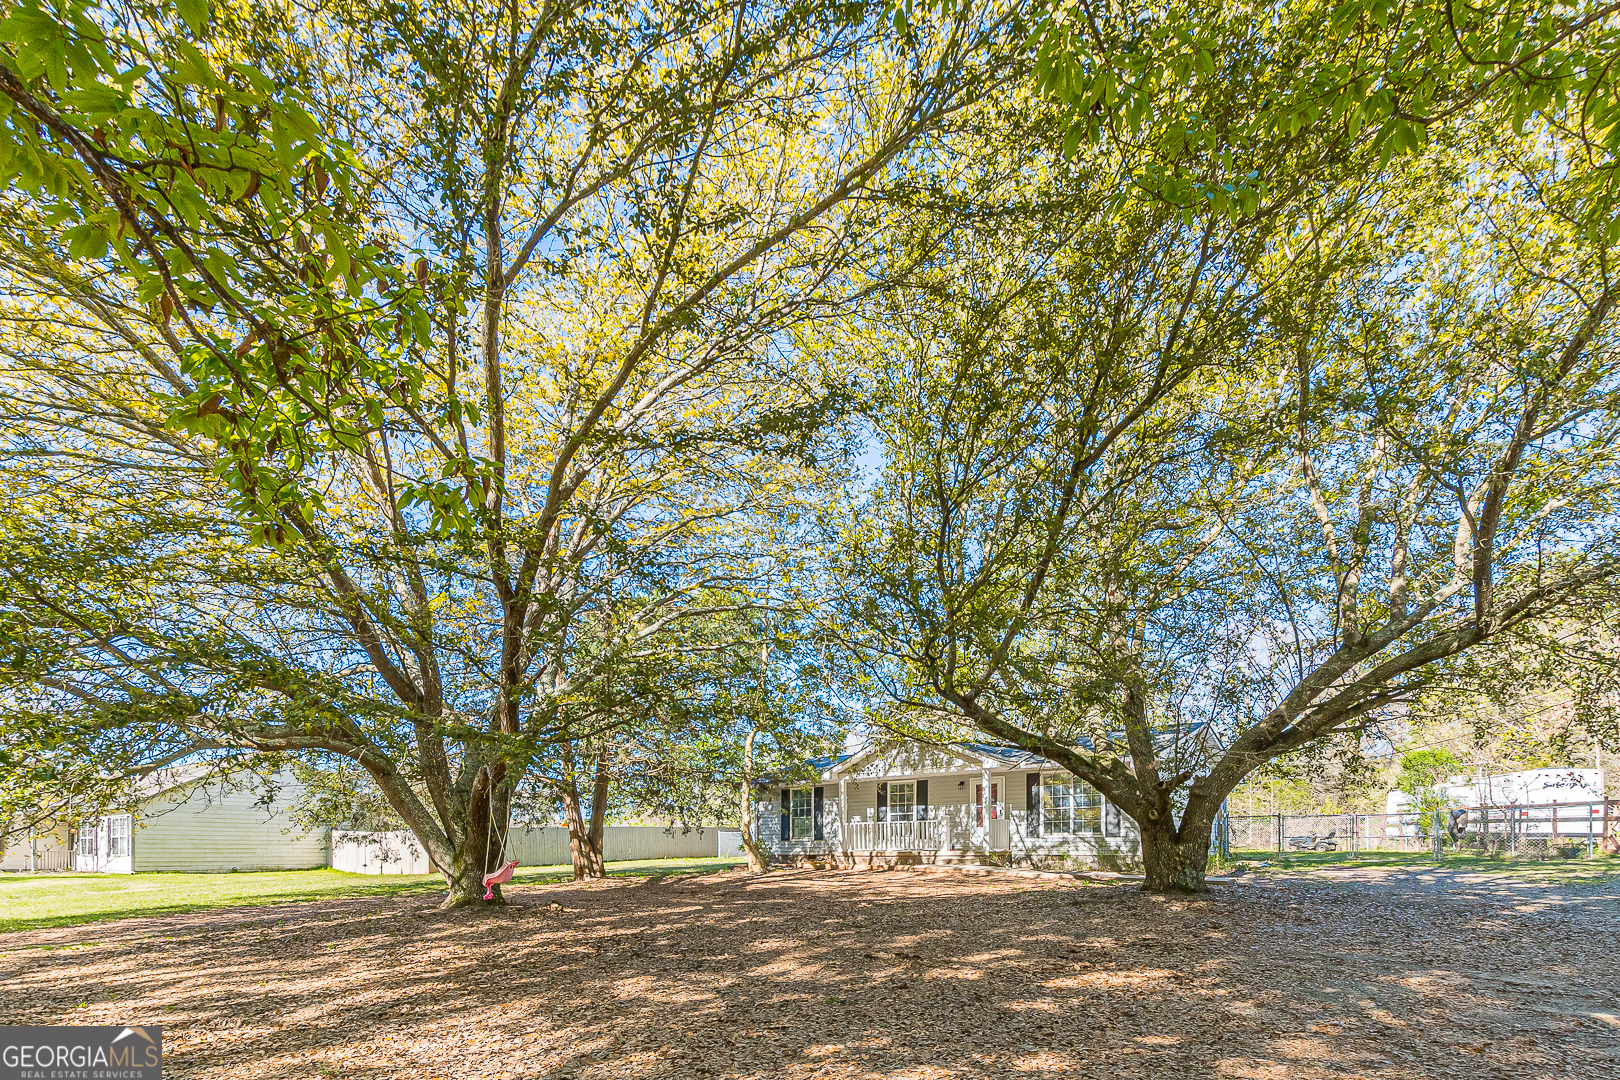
[
  {"left": 330, "top": 825, "right": 726, "bottom": 875},
  {"left": 330, "top": 830, "right": 434, "bottom": 874}
]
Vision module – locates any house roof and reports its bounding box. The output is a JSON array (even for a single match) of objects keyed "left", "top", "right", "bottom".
[
  {"left": 752, "top": 752, "right": 853, "bottom": 786},
  {"left": 823, "top": 739, "right": 1059, "bottom": 780},
  {"left": 134, "top": 761, "right": 220, "bottom": 799},
  {"left": 818, "top": 725, "right": 1219, "bottom": 781},
  {"left": 958, "top": 743, "right": 1064, "bottom": 769},
  {"left": 134, "top": 761, "right": 293, "bottom": 801}
]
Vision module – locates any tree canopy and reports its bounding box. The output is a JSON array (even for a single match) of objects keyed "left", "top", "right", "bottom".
[
  {"left": 3, "top": 0, "right": 1619, "bottom": 899},
  {"left": 824, "top": 3, "right": 1620, "bottom": 889},
  {"left": 0, "top": 0, "right": 1007, "bottom": 900}
]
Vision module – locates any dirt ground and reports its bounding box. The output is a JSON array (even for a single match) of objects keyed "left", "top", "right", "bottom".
[{"left": 1, "top": 865, "right": 1616, "bottom": 1080}]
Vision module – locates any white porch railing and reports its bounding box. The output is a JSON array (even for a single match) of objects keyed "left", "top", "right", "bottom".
[
  {"left": 987, "top": 816, "right": 1010, "bottom": 851},
  {"left": 846, "top": 818, "right": 942, "bottom": 851}
]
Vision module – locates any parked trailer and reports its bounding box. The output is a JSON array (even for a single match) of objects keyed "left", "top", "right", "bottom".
[{"left": 1227, "top": 799, "right": 1618, "bottom": 858}]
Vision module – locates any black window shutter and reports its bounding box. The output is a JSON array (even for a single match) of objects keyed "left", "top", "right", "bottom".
[
  {"left": 1026, "top": 772, "right": 1042, "bottom": 837},
  {"left": 813, "top": 787, "right": 825, "bottom": 841},
  {"left": 780, "top": 788, "right": 790, "bottom": 842},
  {"left": 916, "top": 779, "right": 929, "bottom": 820},
  {"left": 877, "top": 781, "right": 888, "bottom": 823}
]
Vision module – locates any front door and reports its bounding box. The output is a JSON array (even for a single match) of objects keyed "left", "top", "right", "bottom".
[
  {"left": 975, "top": 777, "right": 1009, "bottom": 850},
  {"left": 975, "top": 780, "right": 998, "bottom": 827}
]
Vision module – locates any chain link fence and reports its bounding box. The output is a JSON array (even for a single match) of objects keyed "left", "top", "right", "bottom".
[{"left": 1226, "top": 798, "right": 1619, "bottom": 859}]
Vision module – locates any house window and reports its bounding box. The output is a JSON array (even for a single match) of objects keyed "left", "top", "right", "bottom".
[
  {"left": 791, "top": 789, "right": 814, "bottom": 839},
  {"left": 107, "top": 816, "right": 131, "bottom": 858},
  {"left": 1041, "top": 773, "right": 1102, "bottom": 835},
  {"left": 886, "top": 781, "right": 916, "bottom": 822}
]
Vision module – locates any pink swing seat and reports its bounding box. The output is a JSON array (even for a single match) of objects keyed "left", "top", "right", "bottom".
[{"left": 482, "top": 859, "right": 520, "bottom": 900}]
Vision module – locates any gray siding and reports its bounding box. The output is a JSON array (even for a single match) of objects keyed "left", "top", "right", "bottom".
[
  {"left": 133, "top": 780, "right": 328, "bottom": 872},
  {"left": 757, "top": 788, "right": 840, "bottom": 859},
  {"left": 1009, "top": 769, "right": 1143, "bottom": 869}
]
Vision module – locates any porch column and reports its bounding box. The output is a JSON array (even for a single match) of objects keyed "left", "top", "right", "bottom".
[
  {"left": 980, "top": 765, "right": 992, "bottom": 849},
  {"left": 839, "top": 775, "right": 849, "bottom": 854}
]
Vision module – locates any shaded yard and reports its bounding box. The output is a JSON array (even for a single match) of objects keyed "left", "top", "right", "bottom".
[
  {"left": 0, "top": 857, "right": 745, "bottom": 932},
  {"left": 1, "top": 866, "right": 1616, "bottom": 1079}
]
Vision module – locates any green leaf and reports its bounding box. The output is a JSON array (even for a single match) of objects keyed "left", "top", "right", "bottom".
[{"left": 176, "top": 0, "right": 208, "bottom": 36}]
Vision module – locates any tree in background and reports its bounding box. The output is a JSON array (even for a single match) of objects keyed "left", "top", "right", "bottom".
[
  {"left": 1404, "top": 615, "right": 1620, "bottom": 789},
  {"left": 1395, "top": 748, "right": 1463, "bottom": 832},
  {"left": 5, "top": 0, "right": 1618, "bottom": 908},
  {"left": 554, "top": 604, "right": 846, "bottom": 874}
]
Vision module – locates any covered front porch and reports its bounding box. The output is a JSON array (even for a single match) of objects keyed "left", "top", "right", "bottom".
[
  {"left": 764, "top": 738, "right": 1141, "bottom": 869},
  {"left": 833, "top": 765, "right": 1019, "bottom": 857},
  {"left": 843, "top": 811, "right": 1012, "bottom": 855},
  {"left": 809, "top": 742, "right": 1042, "bottom": 860}
]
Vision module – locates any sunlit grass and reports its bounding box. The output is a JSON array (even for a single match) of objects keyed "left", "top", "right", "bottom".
[
  {"left": 1224, "top": 847, "right": 1620, "bottom": 884},
  {"left": 0, "top": 856, "right": 745, "bottom": 933}
]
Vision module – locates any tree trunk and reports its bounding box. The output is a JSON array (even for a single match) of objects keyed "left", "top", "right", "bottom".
[
  {"left": 739, "top": 727, "right": 768, "bottom": 873},
  {"left": 442, "top": 853, "right": 497, "bottom": 908},
  {"left": 1139, "top": 812, "right": 1214, "bottom": 894},
  {"left": 437, "top": 769, "right": 509, "bottom": 909},
  {"left": 586, "top": 752, "right": 608, "bottom": 870},
  {"left": 561, "top": 754, "right": 609, "bottom": 880}
]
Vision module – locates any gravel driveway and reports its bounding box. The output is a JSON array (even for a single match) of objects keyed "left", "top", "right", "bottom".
[{"left": 1, "top": 865, "right": 1615, "bottom": 1079}]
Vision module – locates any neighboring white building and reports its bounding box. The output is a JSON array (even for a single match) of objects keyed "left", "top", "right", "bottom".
[
  {"left": 71, "top": 769, "right": 328, "bottom": 874},
  {"left": 756, "top": 739, "right": 1147, "bottom": 871}
]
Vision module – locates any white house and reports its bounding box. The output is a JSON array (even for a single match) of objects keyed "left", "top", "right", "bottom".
[
  {"left": 71, "top": 768, "right": 328, "bottom": 874},
  {"left": 756, "top": 740, "right": 1143, "bottom": 870}
]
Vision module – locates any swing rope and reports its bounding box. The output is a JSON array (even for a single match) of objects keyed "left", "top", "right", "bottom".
[{"left": 481, "top": 767, "right": 518, "bottom": 901}]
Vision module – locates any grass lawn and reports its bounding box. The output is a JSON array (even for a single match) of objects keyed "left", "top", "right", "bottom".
[
  {"left": 1224, "top": 847, "right": 1620, "bottom": 885},
  {"left": 0, "top": 855, "right": 744, "bottom": 933}
]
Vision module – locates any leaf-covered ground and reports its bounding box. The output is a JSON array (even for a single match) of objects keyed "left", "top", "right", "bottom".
[{"left": 1, "top": 866, "right": 1615, "bottom": 1079}]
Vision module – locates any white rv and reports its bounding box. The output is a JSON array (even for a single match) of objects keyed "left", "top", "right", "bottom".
[{"left": 1387, "top": 768, "right": 1606, "bottom": 838}]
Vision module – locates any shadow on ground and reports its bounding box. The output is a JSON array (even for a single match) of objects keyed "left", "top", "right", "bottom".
[{"left": 1, "top": 867, "right": 1615, "bottom": 1079}]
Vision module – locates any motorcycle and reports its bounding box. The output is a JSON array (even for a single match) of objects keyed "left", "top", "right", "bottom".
[{"left": 1286, "top": 829, "right": 1338, "bottom": 852}]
